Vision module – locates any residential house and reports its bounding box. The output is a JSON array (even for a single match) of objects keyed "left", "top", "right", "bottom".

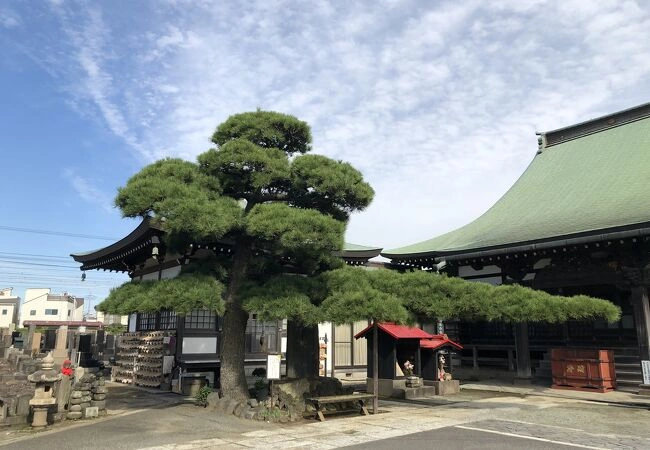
[
  {"left": 0, "top": 287, "right": 20, "bottom": 328},
  {"left": 20, "top": 288, "right": 84, "bottom": 327}
]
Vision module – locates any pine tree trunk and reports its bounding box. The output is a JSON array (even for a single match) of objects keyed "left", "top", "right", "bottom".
[
  {"left": 219, "top": 243, "right": 251, "bottom": 402},
  {"left": 286, "top": 321, "right": 319, "bottom": 379}
]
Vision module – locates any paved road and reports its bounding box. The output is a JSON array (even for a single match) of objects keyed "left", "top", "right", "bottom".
[
  {"left": 2, "top": 383, "right": 650, "bottom": 449},
  {"left": 343, "top": 424, "right": 581, "bottom": 450},
  {"left": 1, "top": 402, "right": 274, "bottom": 450}
]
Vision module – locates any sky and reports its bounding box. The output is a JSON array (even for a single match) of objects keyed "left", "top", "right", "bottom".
[{"left": 2, "top": 0, "right": 650, "bottom": 311}]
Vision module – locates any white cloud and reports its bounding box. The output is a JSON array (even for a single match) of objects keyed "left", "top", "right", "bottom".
[
  {"left": 0, "top": 9, "right": 20, "bottom": 28},
  {"left": 63, "top": 169, "right": 116, "bottom": 215},
  {"left": 19, "top": 0, "right": 650, "bottom": 249}
]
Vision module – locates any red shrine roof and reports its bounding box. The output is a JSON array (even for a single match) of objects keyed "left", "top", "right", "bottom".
[
  {"left": 354, "top": 322, "right": 434, "bottom": 340},
  {"left": 420, "top": 335, "right": 463, "bottom": 350}
]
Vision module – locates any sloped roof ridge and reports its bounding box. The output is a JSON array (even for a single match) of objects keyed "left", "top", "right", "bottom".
[{"left": 543, "top": 101, "right": 650, "bottom": 148}]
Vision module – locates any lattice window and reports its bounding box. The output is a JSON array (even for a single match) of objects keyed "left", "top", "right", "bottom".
[
  {"left": 137, "top": 312, "right": 157, "bottom": 331},
  {"left": 160, "top": 310, "right": 177, "bottom": 330},
  {"left": 184, "top": 309, "right": 216, "bottom": 329}
]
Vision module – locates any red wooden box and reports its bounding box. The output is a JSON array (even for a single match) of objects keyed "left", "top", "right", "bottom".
[{"left": 550, "top": 348, "right": 616, "bottom": 393}]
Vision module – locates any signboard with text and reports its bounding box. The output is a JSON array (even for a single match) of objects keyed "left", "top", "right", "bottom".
[{"left": 267, "top": 353, "right": 281, "bottom": 380}]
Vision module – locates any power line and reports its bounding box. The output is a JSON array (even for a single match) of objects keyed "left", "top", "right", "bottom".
[
  {"left": 0, "top": 259, "right": 79, "bottom": 269},
  {"left": 0, "top": 251, "right": 71, "bottom": 260},
  {"left": 0, "top": 225, "right": 119, "bottom": 241}
]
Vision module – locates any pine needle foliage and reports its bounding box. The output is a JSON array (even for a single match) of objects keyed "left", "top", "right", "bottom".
[
  {"left": 321, "top": 267, "right": 621, "bottom": 324},
  {"left": 98, "top": 273, "right": 224, "bottom": 316}
]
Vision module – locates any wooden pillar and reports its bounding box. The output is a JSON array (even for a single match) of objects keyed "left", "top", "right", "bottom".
[
  {"left": 630, "top": 286, "right": 650, "bottom": 361},
  {"left": 472, "top": 346, "right": 478, "bottom": 370},
  {"left": 514, "top": 322, "right": 532, "bottom": 380}
]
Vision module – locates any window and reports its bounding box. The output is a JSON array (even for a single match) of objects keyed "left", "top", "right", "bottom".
[
  {"left": 68, "top": 310, "right": 71, "bottom": 317},
  {"left": 137, "top": 312, "right": 157, "bottom": 331},
  {"left": 45, "top": 309, "right": 58, "bottom": 315},
  {"left": 184, "top": 309, "right": 216, "bottom": 329},
  {"left": 160, "top": 310, "right": 177, "bottom": 330},
  {"left": 1, "top": 309, "right": 6, "bottom": 315},
  {"left": 30, "top": 310, "right": 36, "bottom": 316},
  {"left": 245, "top": 314, "right": 278, "bottom": 353},
  {"left": 334, "top": 321, "right": 369, "bottom": 368}
]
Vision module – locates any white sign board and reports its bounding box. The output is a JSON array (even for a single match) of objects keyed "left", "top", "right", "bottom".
[
  {"left": 267, "top": 353, "right": 281, "bottom": 380},
  {"left": 642, "top": 360, "right": 650, "bottom": 385},
  {"left": 182, "top": 337, "right": 217, "bottom": 354}
]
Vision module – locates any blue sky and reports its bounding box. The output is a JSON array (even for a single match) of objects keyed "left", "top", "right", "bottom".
[{"left": 2, "top": 0, "right": 650, "bottom": 309}]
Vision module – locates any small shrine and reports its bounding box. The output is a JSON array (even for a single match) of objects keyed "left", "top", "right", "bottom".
[
  {"left": 355, "top": 323, "right": 462, "bottom": 398},
  {"left": 420, "top": 335, "right": 463, "bottom": 395}
]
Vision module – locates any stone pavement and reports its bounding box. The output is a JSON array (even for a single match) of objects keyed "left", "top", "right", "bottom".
[
  {"left": 140, "top": 401, "right": 478, "bottom": 450},
  {"left": 459, "top": 380, "right": 650, "bottom": 408},
  {"left": 139, "top": 386, "right": 650, "bottom": 450},
  {"left": 3, "top": 380, "right": 650, "bottom": 449}
]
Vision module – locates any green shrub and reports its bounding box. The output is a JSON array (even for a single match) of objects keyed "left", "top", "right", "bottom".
[{"left": 194, "top": 386, "right": 212, "bottom": 407}]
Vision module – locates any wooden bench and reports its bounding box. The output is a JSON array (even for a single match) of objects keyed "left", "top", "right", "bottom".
[{"left": 306, "top": 393, "right": 375, "bottom": 421}]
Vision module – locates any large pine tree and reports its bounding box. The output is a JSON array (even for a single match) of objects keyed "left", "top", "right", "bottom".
[{"left": 108, "top": 111, "right": 374, "bottom": 401}]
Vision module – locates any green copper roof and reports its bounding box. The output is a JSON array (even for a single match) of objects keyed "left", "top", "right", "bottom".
[
  {"left": 343, "top": 243, "right": 382, "bottom": 252},
  {"left": 384, "top": 105, "right": 650, "bottom": 259}
]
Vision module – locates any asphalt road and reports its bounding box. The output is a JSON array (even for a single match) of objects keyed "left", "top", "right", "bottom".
[
  {"left": 342, "top": 425, "right": 582, "bottom": 450},
  {"left": 2, "top": 383, "right": 650, "bottom": 449}
]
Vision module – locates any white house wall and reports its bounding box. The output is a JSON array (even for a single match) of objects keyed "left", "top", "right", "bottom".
[
  {"left": 0, "top": 304, "right": 16, "bottom": 328},
  {"left": 20, "top": 288, "right": 84, "bottom": 326}
]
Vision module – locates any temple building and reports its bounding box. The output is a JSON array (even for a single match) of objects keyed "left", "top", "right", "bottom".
[
  {"left": 382, "top": 102, "right": 650, "bottom": 392},
  {"left": 71, "top": 218, "right": 381, "bottom": 387}
]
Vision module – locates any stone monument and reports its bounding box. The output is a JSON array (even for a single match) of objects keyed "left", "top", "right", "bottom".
[
  {"left": 52, "top": 326, "right": 69, "bottom": 365},
  {"left": 27, "top": 352, "right": 61, "bottom": 427}
]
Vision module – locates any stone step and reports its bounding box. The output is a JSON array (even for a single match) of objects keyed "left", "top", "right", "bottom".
[
  {"left": 616, "top": 369, "right": 643, "bottom": 378},
  {"left": 616, "top": 384, "right": 640, "bottom": 393},
  {"left": 615, "top": 356, "right": 641, "bottom": 364},
  {"left": 615, "top": 362, "right": 641, "bottom": 369},
  {"left": 403, "top": 386, "right": 436, "bottom": 399}
]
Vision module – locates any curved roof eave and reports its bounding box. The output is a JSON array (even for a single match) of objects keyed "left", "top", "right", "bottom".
[
  {"left": 70, "top": 217, "right": 162, "bottom": 263},
  {"left": 338, "top": 243, "right": 383, "bottom": 260}
]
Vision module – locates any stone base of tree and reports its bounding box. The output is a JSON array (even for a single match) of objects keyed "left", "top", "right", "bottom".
[{"left": 206, "top": 376, "right": 353, "bottom": 422}]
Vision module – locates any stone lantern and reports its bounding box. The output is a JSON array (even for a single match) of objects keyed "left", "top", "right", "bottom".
[{"left": 27, "top": 351, "right": 62, "bottom": 427}]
